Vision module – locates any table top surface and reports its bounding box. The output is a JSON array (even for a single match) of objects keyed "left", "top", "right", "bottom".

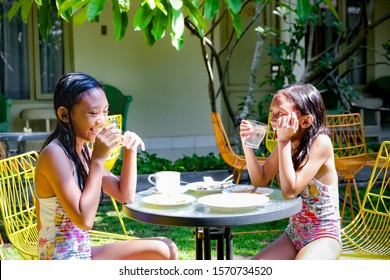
[
  {"left": 123, "top": 186, "right": 302, "bottom": 228},
  {"left": 0, "top": 132, "right": 51, "bottom": 141}
]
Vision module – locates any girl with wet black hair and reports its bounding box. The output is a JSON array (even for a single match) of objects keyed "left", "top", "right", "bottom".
[
  {"left": 240, "top": 83, "right": 341, "bottom": 260},
  {"left": 35, "top": 72, "right": 178, "bottom": 260}
]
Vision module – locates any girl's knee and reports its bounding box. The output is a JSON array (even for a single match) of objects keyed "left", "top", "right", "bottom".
[
  {"left": 296, "top": 238, "right": 341, "bottom": 260},
  {"left": 153, "top": 237, "right": 179, "bottom": 260}
]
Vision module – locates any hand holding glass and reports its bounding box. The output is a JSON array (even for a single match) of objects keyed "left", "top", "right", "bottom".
[
  {"left": 244, "top": 120, "right": 268, "bottom": 149},
  {"left": 94, "top": 118, "right": 122, "bottom": 147}
]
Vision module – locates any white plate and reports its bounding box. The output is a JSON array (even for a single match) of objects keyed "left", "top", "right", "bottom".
[
  {"left": 198, "top": 193, "right": 269, "bottom": 212},
  {"left": 186, "top": 181, "right": 234, "bottom": 193},
  {"left": 142, "top": 194, "right": 195, "bottom": 207},
  {"left": 223, "top": 185, "right": 274, "bottom": 195}
]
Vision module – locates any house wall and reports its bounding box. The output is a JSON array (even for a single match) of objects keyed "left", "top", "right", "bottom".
[{"left": 71, "top": 7, "right": 217, "bottom": 150}]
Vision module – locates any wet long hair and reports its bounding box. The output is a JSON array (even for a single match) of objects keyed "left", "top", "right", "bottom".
[
  {"left": 41, "top": 72, "right": 103, "bottom": 192},
  {"left": 274, "top": 83, "right": 329, "bottom": 171}
]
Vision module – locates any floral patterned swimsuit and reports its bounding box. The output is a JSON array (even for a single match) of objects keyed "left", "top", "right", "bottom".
[
  {"left": 285, "top": 178, "right": 341, "bottom": 251},
  {"left": 36, "top": 140, "right": 92, "bottom": 260}
]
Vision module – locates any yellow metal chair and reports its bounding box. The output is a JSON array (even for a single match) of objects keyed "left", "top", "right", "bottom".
[
  {"left": 211, "top": 112, "right": 267, "bottom": 183},
  {"left": 326, "top": 113, "right": 367, "bottom": 224},
  {"left": 340, "top": 140, "right": 390, "bottom": 259},
  {"left": 0, "top": 151, "right": 135, "bottom": 260}
]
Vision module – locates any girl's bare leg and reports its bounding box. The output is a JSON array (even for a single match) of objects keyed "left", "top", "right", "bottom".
[
  {"left": 251, "top": 232, "right": 297, "bottom": 260},
  {"left": 91, "top": 237, "right": 179, "bottom": 260},
  {"left": 295, "top": 238, "right": 341, "bottom": 260}
]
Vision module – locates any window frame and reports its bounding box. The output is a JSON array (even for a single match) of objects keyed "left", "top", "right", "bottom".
[{"left": 31, "top": 7, "right": 74, "bottom": 100}]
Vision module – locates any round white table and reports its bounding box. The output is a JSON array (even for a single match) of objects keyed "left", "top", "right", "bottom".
[{"left": 123, "top": 187, "right": 302, "bottom": 260}]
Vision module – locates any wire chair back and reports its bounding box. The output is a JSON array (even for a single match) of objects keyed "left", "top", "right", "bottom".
[
  {"left": 0, "top": 151, "right": 39, "bottom": 259},
  {"left": 0, "top": 151, "right": 135, "bottom": 259},
  {"left": 341, "top": 140, "right": 390, "bottom": 259}
]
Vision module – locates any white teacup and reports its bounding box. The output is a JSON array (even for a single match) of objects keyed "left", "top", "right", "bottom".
[{"left": 148, "top": 171, "right": 182, "bottom": 194}]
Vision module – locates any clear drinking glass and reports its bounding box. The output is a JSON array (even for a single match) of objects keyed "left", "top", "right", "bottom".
[{"left": 244, "top": 120, "right": 268, "bottom": 149}]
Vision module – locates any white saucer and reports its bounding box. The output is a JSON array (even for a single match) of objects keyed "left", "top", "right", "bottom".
[{"left": 142, "top": 194, "right": 196, "bottom": 207}]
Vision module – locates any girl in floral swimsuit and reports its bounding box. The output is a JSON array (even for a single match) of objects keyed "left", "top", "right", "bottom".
[
  {"left": 35, "top": 72, "right": 178, "bottom": 260},
  {"left": 240, "top": 83, "right": 341, "bottom": 260}
]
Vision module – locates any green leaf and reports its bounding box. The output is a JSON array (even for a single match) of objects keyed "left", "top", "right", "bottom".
[
  {"left": 87, "top": 0, "right": 107, "bottom": 22},
  {"left": 57, "top": 0, "right": 76, "bottom": 21},
  {"left": 7, "top": 0, "right": 24, "bottom": 21},
  {"left": 225, "top": 0, "right": 241, "bottom": 14},
  {"left": 322, "top": 0, "right": 339, "bottom": 20},
  {"left": 169, "top": 0, "right": 182, "bottom": 10},
  {"left": 146, "top": 0, "right": 156, "bottom": 10},
  {"left": 204, "top": 0, "right": 219, "bottom": 20},
  {"left": 171, "top": 32, "right": 184, "bottom": 50},
  {"left": 72, "top": 0, "right": 88, "bottom": 13},
  {"left": 57, "top": 0, "right": 72, "bottom": 14},
  {"left": 155, "top": 0, "right": 167, "bottom": 15},
  {"left": 171, "top": 8, "right": 184, "bottom": 39},
  {"left": 21, "top": 0, "right": 34, "bottom": 22},
  {"left": 38, "top": 3, "right": 52, "bottom": 41},
  {"left": 117, "top": 0, "right": 131, "bottom": 12},
  {"left": 114, "top": 5, "right": 129, "bottom": 40},
  {"left": 57, "top": 0, "right": 74, "bottom": 19},
  {"left": 183, "top": 0, "right": 207, "bottom": 36},
  {"left": 143, "top": 22, "right": 156, "bottom": 47},
  {"left": 151, "top": 9, "right": 168, "bottom": 40},
  {"left": 133, "top": 4, "right": 154, "bottom": 31},
  {"left": 229, "top": 8, "right": 242, "bottom": 37},
  {"left": 296, "top": 0, "right": 310, "bottom": 21},
  {"left": 73, "top": 6, "right": 88, "bottom": 26}
]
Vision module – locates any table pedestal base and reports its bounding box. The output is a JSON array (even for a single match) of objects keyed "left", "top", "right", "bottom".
[{"left": 195, "top": 227, "right": 233, "bottom": 260}]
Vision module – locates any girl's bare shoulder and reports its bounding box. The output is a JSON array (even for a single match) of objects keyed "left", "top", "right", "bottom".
[
  {"left": 38, "top": 142, "right": 70, "bottom": 169},
  {"left": 311, "top": 133, "right": 333, "bottom": 155},
  {"left": 314, "top": 133, "right": 332, "bottom": 146}
]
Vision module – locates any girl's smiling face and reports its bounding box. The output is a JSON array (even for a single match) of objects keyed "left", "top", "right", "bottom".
[
  {"left": 70, "top": 87, "right": 109, "bottom": 144},
  {"left": 269, "top": 94, "right": 298, "bottom": 130}
]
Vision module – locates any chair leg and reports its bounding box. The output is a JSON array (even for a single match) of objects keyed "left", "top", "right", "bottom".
[
  {"left": 341, "top": 178, "right": 354, "bottom": 225},
  {"left": 234, "top": 169, "right": 243, "bottom": 184},
  {"left": 352, "top": 178, "right": 362, "bottom": 209},
  {"left": 340, "top": 177, "right": 361, "bottom": 225},
  {"left": 110, "top": 197, "right": 128, "bottom": 236}
]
